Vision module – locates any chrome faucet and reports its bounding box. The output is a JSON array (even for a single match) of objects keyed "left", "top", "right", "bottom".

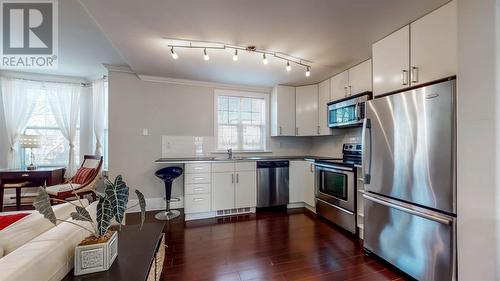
[{"left": 227, "top": 148, "right": 233, "bottom": 159}]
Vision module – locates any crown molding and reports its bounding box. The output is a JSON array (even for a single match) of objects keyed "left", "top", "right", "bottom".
[
  {"left": 103, "top": 64, "right": 135, "bottom": 74},
  {"left": 137, "top": 74, "right": 272, "bottom": 93}
]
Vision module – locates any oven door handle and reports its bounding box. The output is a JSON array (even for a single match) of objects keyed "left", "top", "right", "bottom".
[{"left": 313, "top": 163, "right": 353, "bottom": 172}]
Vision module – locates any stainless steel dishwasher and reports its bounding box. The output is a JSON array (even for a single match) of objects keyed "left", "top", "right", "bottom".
[{"left": 256, "top": 160, "right": 289, "bottom": 207}]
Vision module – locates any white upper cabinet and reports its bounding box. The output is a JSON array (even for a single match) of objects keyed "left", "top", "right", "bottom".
[
  {"left": 295, "top": 84, "right": 318, "bottom": 136},
  {"left": 317, "top": 79, "right": 331, "bottom": 136},
  {"left": 410, "top": 0, "right": 457, "bottom": 86},
  {"left": 349, "top": 59, "right": 372, "bottom": 95},
  {"left": 372, "top": 25, "right": 410, "bottom": 96},
  {"left": 270, "top": 86, "right": 296, "bottom": 136},
  {"left": 331, "top": 70, "right": 349, "bottom": 101}
]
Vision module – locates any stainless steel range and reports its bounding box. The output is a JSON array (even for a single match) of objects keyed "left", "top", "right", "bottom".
[{"left": 314, "top": 143, "right": 361, "bottom": 234}]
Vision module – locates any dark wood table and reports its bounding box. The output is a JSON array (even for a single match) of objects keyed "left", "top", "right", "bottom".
[
  {"left": 62, "top": 222, "right": 166, "bottom": 281},
  {"left": 0, "top": 167, "right": 65, "bottom": 212}
]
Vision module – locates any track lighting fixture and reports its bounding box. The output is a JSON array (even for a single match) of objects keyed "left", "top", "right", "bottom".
[
  {"left": 203, "top": 48, "right": 210, "bottom": 61},
  {"left": 170, "top": 47, "right": 178, "bottom": 59},
  {"left": 164, "top": 38, "right": 312, "bottom": 76},
  {"left": 233, "top": 49, "right": 238, "bottom": 61},
  {"left": 262, "top": 53, "right": 268, "bottom": 65}
]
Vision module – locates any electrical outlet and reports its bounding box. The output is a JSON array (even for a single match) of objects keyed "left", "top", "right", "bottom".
[{"left": 142, "top": 128, "right": 149, "bottom": 136}]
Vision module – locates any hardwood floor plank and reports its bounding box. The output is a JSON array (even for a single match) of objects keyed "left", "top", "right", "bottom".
[{"left": 126, "top": 208, "right": 407, "bottom": 281}]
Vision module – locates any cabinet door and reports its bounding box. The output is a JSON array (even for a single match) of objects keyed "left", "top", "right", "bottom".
[
  {"left": 211, "top": 172, "right": 234, "bottom": 210},
  {"left": 349, "top": 59, "right": 372, "bottom": 95},
  {"left": 318, "top": 80, "right": 331, "bottom": 135},
  {"left": 295, "top": 84, "right": 318, "bottom": 136},
  {"left": 330, "top": 70, "right": 349, "bottom": 100},
  {"left": 303, "top": 162, "right": 316, "bottom": 207},
  {"left": 271, "top": 86, "right": 296, "bottom": 136},
  {"left": 410, "top": 0, "right": 456, "bottom": 86},
  {"left": 289, "top": 161, "right": 306, "bottom": 203},
  {"left": 235, "top": 171, "right": 257, "bottom": 208},
  {"left": 372, "top": 25, "right": 410, "bottom": 96}
]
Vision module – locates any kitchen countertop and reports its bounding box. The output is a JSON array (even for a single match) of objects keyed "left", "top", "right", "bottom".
[{"left": 155, "top": 156, "right": 339, "bottom": 163}]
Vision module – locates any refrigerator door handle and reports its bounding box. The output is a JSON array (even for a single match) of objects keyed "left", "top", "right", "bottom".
[
  {"left": 363, "top": 193, "right": 453, "bottom": 225},
  {"left": 361, "top": 118, "right": 372, "bottom": 184}
]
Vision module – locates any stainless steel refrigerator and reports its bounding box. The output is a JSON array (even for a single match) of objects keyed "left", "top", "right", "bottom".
[{"left": 362, "top": 79, "right": 456, "bottom": 281}]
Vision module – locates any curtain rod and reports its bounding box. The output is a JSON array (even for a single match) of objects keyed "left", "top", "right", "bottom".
[{"left": 0, "top": 75, "right": 90, "bottom": 87}]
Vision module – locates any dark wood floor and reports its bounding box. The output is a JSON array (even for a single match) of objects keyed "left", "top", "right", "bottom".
[{"left": 129, "top": 208, "right": 409, "bottom": 281}]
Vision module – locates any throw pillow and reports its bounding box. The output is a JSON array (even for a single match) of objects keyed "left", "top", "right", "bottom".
[{"left": 72, "top": 168, "right": 95, "bottom": 184}]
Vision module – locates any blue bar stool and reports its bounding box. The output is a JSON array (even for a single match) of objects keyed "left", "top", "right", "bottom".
[{"left": 154, "top": 166, "right": 183, "bottom": 220}]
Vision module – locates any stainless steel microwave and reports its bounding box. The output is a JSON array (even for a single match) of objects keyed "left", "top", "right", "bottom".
[{"left": 327, "top": 92, "right": 372, "bottom": 128}]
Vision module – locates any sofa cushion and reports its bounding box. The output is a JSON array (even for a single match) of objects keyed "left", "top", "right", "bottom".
[
  {"left": 46, "top": 183, "right": 82, "bottom": 195},
  {"left": 0, "top": 199, "right": 89, "bottom": 256},
  {"left": 0, "top": 202, "right": 97, "bottom": 281},
  {"left": 0, "top": 213, "right": 30, "bottom": 231}
]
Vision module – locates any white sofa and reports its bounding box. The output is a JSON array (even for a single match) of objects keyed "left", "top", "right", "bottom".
[{"left": 0, "top": 200, "right": 96, "bottom": 281}]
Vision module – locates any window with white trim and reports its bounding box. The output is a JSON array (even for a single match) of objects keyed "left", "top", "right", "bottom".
[
  {"left": 23, "top": 90, "right": 80, "bottom": 167},
  {"left": 215, "top": 90, "right": 267, "bottom": 151}
]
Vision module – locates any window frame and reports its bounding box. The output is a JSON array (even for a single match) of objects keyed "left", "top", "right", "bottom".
[{"left": 214, "top": 89, "right": 269, "bottom": 152}]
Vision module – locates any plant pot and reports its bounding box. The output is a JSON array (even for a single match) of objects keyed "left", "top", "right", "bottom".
[{"left": 74, "top": 231, "right": 118, "bottom": 276}]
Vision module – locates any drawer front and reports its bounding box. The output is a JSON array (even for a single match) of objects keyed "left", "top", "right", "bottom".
[
  {"left": 185, "top": 194, "right": 211, "bottom": 213},
  {"left": 185, "top": 163, "right": 211, "bottom": 174},
  {"left": 185, "top": 173, "right": 211, "bottom": 184},
  {"left": 185, "top": 183, "right": 211, "bottom": 195},
  {"left": 235, "top": 161, "right": 256, "bottom": 171},
  {"left": 212, "top": 162, "right": 235, "bottom": 173}
]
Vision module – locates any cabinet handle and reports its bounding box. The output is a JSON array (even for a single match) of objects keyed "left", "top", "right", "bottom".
[
  {"left": 344, "top": 86, "right": 348, "bottom": 97},
  {"left": 411, "top": 67, "right": 419, "bottom": 83},
  {"left": 193, "top": 167, "right": 203, "bottom": 170},
  {"left": 401, "top": 70, "right": 409, "bottom": 86},
  {"left": 236, "top": 173, "right": 239, "bottom": 183},
  {"left": 21, "top": 174, "right": 29, "bottom": 177},
  {"left": 296, "top": 127, "right": 299, "bottom": 135},
  {"left": 231, "top": 174, "right": 234, "bottom": 183},
  {"left": 279, "top": 126, "right": 282, "bottom": 135},
  {"left": 310, "top": 164, "right": 314, "bottom": 173},
  {"left": 193, "top": 188, "right": 204, "bottom": 191},
  {"left": 194, "top": 177, "right": 205, "bottom": 180},
  {"left": 193, "top": 198, "right": 205, "bottom": 202},
  {"left": 317, "top": 125, "right": 320, "bottom": 135},
  {"left": 348, "top": 85, "right": 352, "bottom": 96}
]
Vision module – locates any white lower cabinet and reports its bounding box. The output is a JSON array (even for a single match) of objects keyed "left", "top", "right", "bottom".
[
  {"left": 185, "top": 193, "right": 211, "bottom": 214},
  {"left": 235, "top": 171, "right": 257, "bottom": 208},
  {"left": 211, "top": 172, "right": 235, "bottom": 210},
  {"left": 289, "top": 160, "right": 315, "bottom": 208},
  {"left": 211, "top": 162, "right": 257, "bottom": 212}
]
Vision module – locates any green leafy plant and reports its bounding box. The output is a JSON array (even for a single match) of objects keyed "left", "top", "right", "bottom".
[{"left": 33, "top": 175, "right": 146, "bottom": 238}]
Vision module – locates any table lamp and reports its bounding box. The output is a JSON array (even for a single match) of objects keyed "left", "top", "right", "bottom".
[{"left": 19, "top": 134, "right": 42, "bottom": 170}]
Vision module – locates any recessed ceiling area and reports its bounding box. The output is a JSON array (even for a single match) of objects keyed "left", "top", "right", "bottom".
[{"left": 78, "top": 0, "right": 449, "bottom": 86}]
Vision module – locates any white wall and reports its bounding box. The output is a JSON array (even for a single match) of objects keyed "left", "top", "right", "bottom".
[
  {"left": 107, "top": 71, "right": 312, "bottom": 208},
  {"left": 457, "top": 0, "right": 500, "bottom": 280}
]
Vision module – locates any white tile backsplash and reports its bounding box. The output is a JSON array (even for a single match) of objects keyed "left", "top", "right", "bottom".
[{"left": 162, "top": 136, "right": 215, "bottom": 157}]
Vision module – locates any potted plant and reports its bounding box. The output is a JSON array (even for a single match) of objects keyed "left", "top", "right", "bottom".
[{"left": 33, "top": 175, "right": 146, "bottom": 276}]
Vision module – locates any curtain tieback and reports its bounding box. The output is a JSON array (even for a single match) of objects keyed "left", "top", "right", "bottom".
[{"left": 69, "top": 143, "right": 75, "bottom": 149}]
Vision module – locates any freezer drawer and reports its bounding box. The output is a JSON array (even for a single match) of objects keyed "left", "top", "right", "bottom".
[{"left": 363, "top": 193, "right": 456, "bottom": 281}]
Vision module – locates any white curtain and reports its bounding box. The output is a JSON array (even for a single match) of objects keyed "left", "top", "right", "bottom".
[
  {"left": 0, "top": 77, "right": 36, "bottom": 169},
  {"left": 92, "top": 79, "right": 106, "bottom": 156},
  {"left": 46, "top": 83, "right": 81, "bottom": 177}
]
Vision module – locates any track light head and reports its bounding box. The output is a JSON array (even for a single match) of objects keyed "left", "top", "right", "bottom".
[
  {"left": 305, "top": 66, "right": 311, "bottom": 77},
  {"left": 286, "top": 61, "right": 291, "bottom": 72},
  {"left": 203, "top": 48, "right": 210, "bottom": 61},
  {"left": 170, "top": 47, "right": 178, "bottom": 59},
  {"left": 263, "top": 53, "right": 268, "bottom": 65},
  {"left": 233, "top": 49, "right": 238, "bottom": 61}
]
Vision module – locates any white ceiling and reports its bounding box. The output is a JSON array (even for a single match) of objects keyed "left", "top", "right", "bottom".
[
  {"left": 78, "top": 0, "right": 447, "bottom": 85},
  {"left": 9, "top": 0, "right": 125, "bottom": 80}
]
